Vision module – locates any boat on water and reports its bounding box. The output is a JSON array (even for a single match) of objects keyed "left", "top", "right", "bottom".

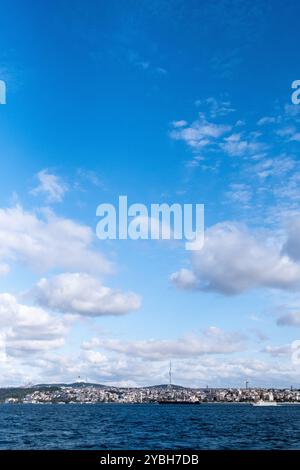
[{"left": 252, "top": 400, "right": 277, "bottom": 406}]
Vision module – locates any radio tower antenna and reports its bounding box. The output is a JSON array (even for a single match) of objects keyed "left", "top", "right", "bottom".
[{"left": 169, "top": 361, "right": 172, "bottom": 387}]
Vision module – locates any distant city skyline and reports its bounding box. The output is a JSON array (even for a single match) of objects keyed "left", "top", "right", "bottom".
[{"left": 3, "top": 382, "right": 300, "bottom": 406}]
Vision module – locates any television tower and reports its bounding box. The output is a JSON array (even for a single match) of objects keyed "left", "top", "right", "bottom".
[{"left": 169, "top": 361, "right": 172, "bottom": 387}]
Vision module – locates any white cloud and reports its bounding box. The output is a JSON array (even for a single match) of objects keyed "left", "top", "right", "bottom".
[
  {"left": 31, "top": 169, "right": 68, "bottom": 203},
  {"left": 276, "top": 125, "right": 300, "bottom": 143},
  {"left": 169, "top": 111, "right": 266, "bottom": 158},
  {"left": 262, "top": 345, "right": 292, "bottom": 356},
  {"left": 3, "top": 351, "right": 299, "bottom": 388},
  {"left": 76, "top": 169, "right": 104, "bottom": 189},
  {"left": 171, "top": 222, "right": 300, "bottom": 295},
  {"left": 170, "top": 114, "right": 231, "bottom": 150},
  {"left": 170, "top": 268, "right": 198, "bottom": 290},
  {"left": 225, "top": 183, "right": 252, "bottom": 205},
  {"left": 30, "top": 272, "right": 141, "bottom": 317},
  {"left": 172, "top": 120, "right": 187, "bottom": 128},
  {"left": 284, "top": 104, "right": 300, "bottom": 118},
  {"left": 0, "top": 293, "right": 67, "bottom": 357},
  {"left": 253, "top": 155, "right": 295, "bottom": 180},
  {"left": 221, "top": 132, "right": 265, "bottom": 157},
  {"left": 1, "top": 325, "right": 300, "bottom": 388},
  {"left": 195, "top": 97, "right": 235, "bottom": 118},
  {"left": 257, "top": 116, "right": 277, "bottom": 126},
  {"left": 75, "top": 342, "right": 300, "bottom": 388},
  {"left": 0, "top": 205, "right": 112, "bottom": 275},
  {"left": 82, "top": 327, "right": 245, "bottom": 360}
]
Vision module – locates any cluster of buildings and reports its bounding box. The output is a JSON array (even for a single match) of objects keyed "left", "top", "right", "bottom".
[{"left": 4, "top": 384, "right": 300, "bottom": 404}]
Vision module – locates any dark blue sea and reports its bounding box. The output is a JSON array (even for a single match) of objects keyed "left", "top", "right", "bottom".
[{"left": 1, "top": 403, "right": 300, "bottom": 449}]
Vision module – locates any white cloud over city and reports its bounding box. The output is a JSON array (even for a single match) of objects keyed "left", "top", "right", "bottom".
[
  {"left": 171, "top": 221, "right": 300, "bottom": 295},
  {"left": 0, "top": 205, "right": 112, "bottom": 274},
  {"left": 30, "top": 272, "right": 141, "bottom": 317}
]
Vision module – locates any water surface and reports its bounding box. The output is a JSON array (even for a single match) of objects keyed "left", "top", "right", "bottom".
[{"left": 1, "top": 403, "right": 300, "bottom": 449}]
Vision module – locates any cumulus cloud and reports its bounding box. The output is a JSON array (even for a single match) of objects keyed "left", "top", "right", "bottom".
[
  {"left": 171, "top": 222, "right": 300, "bottom": 295},
  {"left": 82, "top": 327, "right": 246, "bottom": 360},
  {"left": 0, "top": 293, "right": 67, "bottom": 357},
  {"left": 31, "top": 169, "right": 68, "bottom": 203},
  {"left": 170, "top": 268, "right": 198, "bottom": 290},
  {"left": 0, "top": 205, "right": 112, "bottom": 275},
  {"left": 30, "top": 272, "right": 141, "bottom": 317}
]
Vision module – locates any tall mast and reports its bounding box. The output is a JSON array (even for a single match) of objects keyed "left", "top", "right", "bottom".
[{"left": 169, "top": 361, "right": 172, "bottom": 387}]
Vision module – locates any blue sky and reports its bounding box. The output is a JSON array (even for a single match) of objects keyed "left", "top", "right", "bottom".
[{"left": 1, "top": 0, "right": 300, "bottom": 387}]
